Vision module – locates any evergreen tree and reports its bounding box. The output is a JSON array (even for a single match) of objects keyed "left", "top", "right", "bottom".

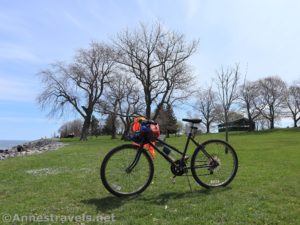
[
  {"left": 90, "top": 115, "right": 101, "bottom": 137},
  {"left": 156, "top": 104, "right": 177, "bottom": 137},
  {"left": 102, "top": 114, "right": 117, "bottom": 139},
  {"left": 165, "top": 104, "right": 177, "bottom": 136}
]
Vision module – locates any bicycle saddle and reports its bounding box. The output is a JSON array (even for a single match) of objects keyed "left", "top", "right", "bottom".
[{"left": 182, "top": 118, "right": 202, "bottom": 124}]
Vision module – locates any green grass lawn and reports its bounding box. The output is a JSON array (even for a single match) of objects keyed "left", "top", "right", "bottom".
[{"left": 0, "top": 129, "right": 299, "bottom": 225}]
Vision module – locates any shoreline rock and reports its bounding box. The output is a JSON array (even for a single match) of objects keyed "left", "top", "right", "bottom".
[{"left": 0, "top": 139, "right": 65, "bottom": 161}]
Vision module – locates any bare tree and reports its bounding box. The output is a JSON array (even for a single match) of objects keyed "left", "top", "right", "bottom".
[
  {"left": 195, "top": 87, "right": 217, "bottom": 133},
  {"left": 97, "top": 78, "right": 119, "bottom": 139},
  {"left": 211, "top": 103, "right": 225, "bottom": 124},
  {"left": 228, "top": 111, "right": 244, "bottom": 121},
  {"left": 239, "top": 80, "right": 261, "bottom": 130},
  {"left": 255, "top": 76, "right": 287, "bottom": 129},
  {"left": 98, "top": 73, "right": 144, "bottom": 139},
  {"left": 215, "top": 64, "right": 240, "bottom": 142},
  {"left": 114, "top": 22, "right": 198, "bottom": 119},
  {"left": 285, "top": 84, "right": 300, "bottom": 127},
  {"left": 255, "top": 115, "right": 269, "bottom": 130},
  {"left": 59, "top": 119, "right": 83, "bottom": 138},
  {"left": 117, "top": 75, "right": 144, "bottom": 139},
  {"left": 37, "top": 42, "right": 115, "bottom": 140},
  {"left": 213, "top": 104, "right": 244, "bottom": 125}
]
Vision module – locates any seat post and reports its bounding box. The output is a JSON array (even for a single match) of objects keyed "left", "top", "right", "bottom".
[
  {"left": 189, "top": 123, "right": 194, "bottom": 136},
  {"left": 184, "top": 123, "right": 194, "bottom": 155}
]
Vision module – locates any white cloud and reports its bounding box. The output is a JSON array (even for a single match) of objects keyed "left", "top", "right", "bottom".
[
  {"left": 182, "top": 0, "right": 300, "bottom": 84},
  {"left": 0, "top": 116, "right": 55, "bottom": 123},
  {"left": 0, "top": 10, "right": 32, "bottom": 39},
  {"left": 0, "top": 43, "right": 39, "bottom": 62},
  {"left": 136, "top": 0, "right": 157, "bottom": 20},
  {"left": 0, "top": 77, "right": 38, "bottom": 102},
  {"left": 64, "top": 11, "right": 88, "bottom": 33},
  {"left": 185, "top": 0, "right": 200, "bottom": 23}
]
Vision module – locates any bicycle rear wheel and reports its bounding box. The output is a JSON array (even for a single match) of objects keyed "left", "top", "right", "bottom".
[
  {"left": 100, "top": 144, "right": 154, "bottom": 197},
  {"left": 191, "top": 140, "right": 238, "bottom": 188}
]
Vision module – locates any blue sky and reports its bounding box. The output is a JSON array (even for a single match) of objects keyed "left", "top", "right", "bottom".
[{"left": 1, "top": 0, "right": 300, "bottom": 140}]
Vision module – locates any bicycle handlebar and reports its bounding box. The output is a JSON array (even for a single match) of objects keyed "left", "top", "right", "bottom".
[{"left": 140, "top": 120, "right": 158, "bottom": 126}]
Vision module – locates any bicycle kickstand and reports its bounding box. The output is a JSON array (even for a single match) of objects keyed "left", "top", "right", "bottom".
[
  {"left": 185, "top": 173, "right": 193, "bottom": 192},
  {"left": 170, "top": 175, "right": 176, "bottom": 184}
]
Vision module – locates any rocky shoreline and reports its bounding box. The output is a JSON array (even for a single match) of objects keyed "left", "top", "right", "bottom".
[{"left": 0, "top": 139, "right": 65, "bottom": 160}]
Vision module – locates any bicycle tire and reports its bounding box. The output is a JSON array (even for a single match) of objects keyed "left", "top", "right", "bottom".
[
  {"left": 191, "top": 139, "right": 238, "bottom": 188},
  {"left": 100, "top": 144, "right": 154, "bottom": 197}
]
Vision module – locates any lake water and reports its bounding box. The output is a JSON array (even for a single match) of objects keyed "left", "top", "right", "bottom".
[{"left": 0, "top": 140, "right": 29, "bottom": 149}]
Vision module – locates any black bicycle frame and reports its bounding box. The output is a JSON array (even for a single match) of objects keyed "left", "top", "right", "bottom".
[
  {"left": 144, "top": 127, "right": 215, "bottom": 165},
  {"left": 127, "top": 125, "right": 216, "bottom": 172}
]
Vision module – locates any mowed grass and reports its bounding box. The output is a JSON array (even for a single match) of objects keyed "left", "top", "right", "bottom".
[{"left": 0, "top": 128, "right": 299, "bottom": 225}]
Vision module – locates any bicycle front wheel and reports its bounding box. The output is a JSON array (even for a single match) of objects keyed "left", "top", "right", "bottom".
[
  {"left": 100, "top": 144, "right": 154, "bottom": 197},
  {"left": 191, "top": 140, "right": 238, "bottom": 188}
]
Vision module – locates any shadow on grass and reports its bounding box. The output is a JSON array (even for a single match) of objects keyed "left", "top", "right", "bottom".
[
  {"left": 137, "top": 187, "right": 232, "bottom": 205},
  {"left": 81, "top": 195, "right": 138, "bottom": 212},
  {"left": 81, "top": 187, "right": 231, "bottom": 212}
]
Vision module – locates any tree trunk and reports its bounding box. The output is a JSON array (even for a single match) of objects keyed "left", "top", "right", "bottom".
[
  {"left": 111, "top": 100, "right": 119, "bottom": 139},
  {"left": 270, "top": 118, "right": 274, "bottom": 129},
  {"left": 111, "top": 114, "right": 117, "bottom": 139},
  {"left": 206, "top": 123, "right": 210, "bottom": 133},
  {"left": 80, "top": 114, "right": 92, "bottom": 141},
  {"left": 146, "top": 104, "right": 151, "bottom": 119},
  {"left": 145, "top": 89, "right": 152, "bottom": 119},
  {"left": 121, "top": 123, "right": 131, "bottom": 140},
  {"left": 225, "top": 111, "right": 229, "bottom": 143},
  {"left": 248, "top": 118, "right": 254, "bottom": 131},
  {"left": 293, "top": 115, "right": 298, "bottom": 128},
  {"left": 153, "top": 103, "right": 163, "bottom": 120}
]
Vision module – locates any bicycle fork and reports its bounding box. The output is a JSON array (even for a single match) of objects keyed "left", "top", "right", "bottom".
[{"left": 125, "top": 148, "right": 143, "bottom": 173}]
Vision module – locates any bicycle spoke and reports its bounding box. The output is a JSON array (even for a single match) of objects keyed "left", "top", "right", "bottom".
[
  {"left": 101, "top": 145, "right": 154, "bottom": 196},
  {"left": 191, "top": 140, "right": 238, "bottom": 188}
]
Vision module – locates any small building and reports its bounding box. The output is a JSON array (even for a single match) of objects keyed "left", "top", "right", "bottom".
[{"left": 218, "top": 118, "right": 255, "bottom": 132}]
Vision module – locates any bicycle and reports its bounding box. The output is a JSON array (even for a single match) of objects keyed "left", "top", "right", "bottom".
[{"left": 100, "top": 118, "right": 238, "bottom": 197}]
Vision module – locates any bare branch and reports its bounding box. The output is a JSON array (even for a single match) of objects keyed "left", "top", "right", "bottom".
[
  {"left": 114, "top": 21, "right": 198, "bottom": 119},
  {"left": 37, "top": 42, "right": 116, "bottom": 140}
]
